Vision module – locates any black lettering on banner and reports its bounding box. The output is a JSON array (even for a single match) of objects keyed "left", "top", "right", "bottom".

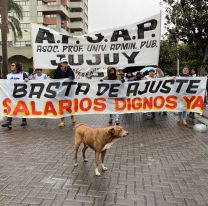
[
  {"left": 62, "top": 35, "right": 72, "bottom": 44},
  {"left": 51, "top": 55, "right": 65, "bottom": 66},
  {"left": 86, "top": 54, "right": 101, "bottom": 65},
  {"left": 109, "top": 84, "right": 120, "bottom": 97},
  {"left": 35, "top": 28, "right": 55, "bottom": 43},
  {"left": 140, "top": 40, "right": 157, "bottom": 49},
  {"left": 186, "top": 80, "right": 200, "bottom": 94},
  {"left": 29, "top": 83, "right": 44, "bottom": 98},
  {"left": 13, "top": 83, "right": 27, "bottom": 98},
  {"left": 86, "top": 33, "right": 104, "bottom": 43},
  {"left": 104, "top": 53, "right": 119, "bottom": 65},
  {"left": 96, "top": 83, "right": 109, "bottom": 96},
  {"left": 69, "top": 54, "right": 84, "bottom": 66},
  {"left": 175, "top": 79, "right": 189, "bottom": 93},
  {"left": 75, "top": 83, "right": 90, "bottom": 95},
  {"left": 44, "top": 82, "right": 61, "bottom": 98},
  {"left": 36, "top": 45, "right": 59, "bottom": 52},
  {"left": 137, "top": 19, "right": 157, "bottom": 39},
  {"left": 160, "top": 79, "right": 175, "bottom": 93},
  {"left": 138, "top": 81, "right": 151, "bottom": 95},
  {"left": 111, "top": 29, "right": 131, "bottom": 42},
  {"left": 126, "top": 82, "right": 140, "bottom": 96},
  {"left": 122, "top": 52, "right": 140, "bottom": 63},
  {"left": 149, "top": 81, "right": 163, "bottom": 93},
  {"left": 62, "top": 81, "right": 77, "bottom": 96}
]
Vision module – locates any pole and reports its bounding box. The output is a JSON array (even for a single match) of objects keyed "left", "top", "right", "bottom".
[
  {"left": 177, "top": 50, "right": 180, "bottom": 76},
  {"left": 176, "top": 0, "right": 180, "bottom": 76},
  {"left": 0, "top": 0, "right": 9, "bottom": 78}
]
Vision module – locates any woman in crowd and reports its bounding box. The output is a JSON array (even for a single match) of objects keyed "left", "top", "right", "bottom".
[
  {"left": 1, "top": 62, "right": 28, "bottom": 128},
  {"left": 178, "top": 67, "right": 190, "bottom": 126},
  {"left": 103, "top": 66, "right": 121, "bottom": 125}
]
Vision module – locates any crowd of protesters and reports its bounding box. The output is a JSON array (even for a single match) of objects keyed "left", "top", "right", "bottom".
[{"left": 0, "top": 58, "right": 207, "bottom": 129}]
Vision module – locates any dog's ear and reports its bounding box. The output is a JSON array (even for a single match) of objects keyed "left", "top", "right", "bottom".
[{"left": 108, "top": 128, "right": 115, "bottom": 136}]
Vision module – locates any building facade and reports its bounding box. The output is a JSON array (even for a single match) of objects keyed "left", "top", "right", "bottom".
[{"left": 0, "top": 0, "right": 88, "bottom": 71}]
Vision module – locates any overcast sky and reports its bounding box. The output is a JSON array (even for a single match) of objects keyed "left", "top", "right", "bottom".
[{"left": 88, "top": 0, "right": 162, "bottom": 33}]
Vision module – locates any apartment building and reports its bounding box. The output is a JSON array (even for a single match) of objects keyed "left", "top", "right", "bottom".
[{"left": 0, "top": 0, "right": 88, "bottom": 69}]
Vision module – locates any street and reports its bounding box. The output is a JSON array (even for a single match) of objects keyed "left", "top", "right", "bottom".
[{"left": 0, "top": 113, "right": 208, "bottom": 206}]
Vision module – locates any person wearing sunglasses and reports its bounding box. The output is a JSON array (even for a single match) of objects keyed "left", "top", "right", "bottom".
[
  {"left": 29, "top": 68, "right": 48, "bottom": 80},
  {"left": 1, "top": 62, "right": 28, "bottom": 128}
]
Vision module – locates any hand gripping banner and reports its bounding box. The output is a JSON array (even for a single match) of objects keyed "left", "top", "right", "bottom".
[{"left": 0, "top": 77, "right": 206, "bottom": 119}]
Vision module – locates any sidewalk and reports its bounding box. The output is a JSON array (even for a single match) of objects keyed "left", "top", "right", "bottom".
[{"left": 0, "top": 113, "right": 208, "bottom": 206}]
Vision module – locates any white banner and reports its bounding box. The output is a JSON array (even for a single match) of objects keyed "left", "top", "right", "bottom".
[
  {"left": 0, "top": 77, "right": 206, "bottom": 119},
  {"left": 31, "top": 14, "right": 161, "bottom": 71}
]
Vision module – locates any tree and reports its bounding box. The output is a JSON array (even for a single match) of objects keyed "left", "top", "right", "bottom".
[
  {"left": 162, "top": 0, "right": 208, "bottom": 75},
  {"left": 0, "top": 0, "right": 23, "bottom": 78},
  {"left": 160, "top": 40, "right": 203, "bottom": 75},
  {"left": 0, "top": 0, "right": 8, "bottom": 78}
]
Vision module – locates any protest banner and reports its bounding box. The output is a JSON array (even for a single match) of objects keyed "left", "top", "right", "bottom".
[
  {"left": 31, "top": 14, "right": 161, "bottom": 74},
  {"left": 0, "top": 77, "right": 206, "bottom": 119}
]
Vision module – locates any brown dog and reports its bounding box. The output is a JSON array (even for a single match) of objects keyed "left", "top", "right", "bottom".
[{"left": 73, "top": 123, "right": 128, "bottom": 176}]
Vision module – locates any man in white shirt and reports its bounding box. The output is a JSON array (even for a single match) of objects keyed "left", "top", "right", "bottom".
[{"left": 1, "top": 62, "right": 28, "bottom": 128}]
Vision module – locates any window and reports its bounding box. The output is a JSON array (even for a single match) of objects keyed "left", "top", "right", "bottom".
[
  {"left": 20, "top": 23, "right": 30, "bottom": 29},
  {"left": 37, "top": 0, "right": 42, "bottom": 5},
  {"left": 17, "top": 1, "right": 30, "bottom": 6},
  {"left": 48, "top": 2, "right": 56, "bottom": 5},
  {"left": 23, "top": 11, "right": 30, "bottom": 17},
  {"left": 70, "top": 8, "right": 83, "bottom": 12},
  {"left": 37, "top": 12, "right": 43, "bottom": 17},
  {"left": 44, "top": 14, "right": 56, "bottom": 18},
  {"left": 14, "top": 41, "right": 31, "bottom": 47}
]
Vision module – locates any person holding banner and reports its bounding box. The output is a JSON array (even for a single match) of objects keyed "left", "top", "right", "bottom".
[
  {"left": 124, "top": 72, "right": 135, "bottom": 82},
  {"left": 178, "top": 67, "right": 190, "bottom": 126},
  {"left": 1, "top": 62, "right": 28, "bottom": 128},
  {"left": 53, "top": 58, "right": 76, "bottom": 127},
  {"left": 103, "top": 66, "right": 121, "bottom": 125},
  {"left": 29, "top": 68, "right": 48, "bottom": 80}
]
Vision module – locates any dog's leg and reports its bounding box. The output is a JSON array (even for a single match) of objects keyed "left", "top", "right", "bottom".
[
  {"left": 74, "top": 135, "right": 82, "bottom": 167},
  {"left": 101, "top": 150, "right": 108, "bottom": 171},
  {"left": 95, "top": 151, "right": 101, "bottom": 176},
  {"left": 82, "top": 144, "right": 88, "bottom": 162}
]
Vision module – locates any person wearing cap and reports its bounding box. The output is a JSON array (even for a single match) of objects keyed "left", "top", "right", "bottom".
[
  {"left": 29, "top": 68, "right": 48, "bottom": 80},
  {"left": 143, "top": 68, "right": 156, "bottom": 80},
  {"left": 53, "top": 58, "right": 76, "bottom": 127}
]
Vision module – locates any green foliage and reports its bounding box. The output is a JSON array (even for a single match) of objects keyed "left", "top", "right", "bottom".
[
  {"left": 0, "top": 0, "right": 23, "bottom": 41},
  {"left": 8, "top": 0, "right": 23, "bottom": 40},
  {"left": 162, "top": 0, "right": 208, "bottom": 73},
  {"left": 159, "top": 40, "right": 203, "bottom": 75}
]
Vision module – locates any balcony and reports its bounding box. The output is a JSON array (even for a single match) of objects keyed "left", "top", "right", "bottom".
[
  {"left": 37, "top": 4, "right": 69, "bottom": 17},
  {"left": 69, "top": 1, "right": 84, "bottom": 9},
  {"left": 43, "top": 17, "right": 57, "bottom": 25},
  {"left": 69, "top": 21, "right": 83, "bottom": 29},
  {"left": 69, "top": 12, "right": 83, "bottom": 19}
]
